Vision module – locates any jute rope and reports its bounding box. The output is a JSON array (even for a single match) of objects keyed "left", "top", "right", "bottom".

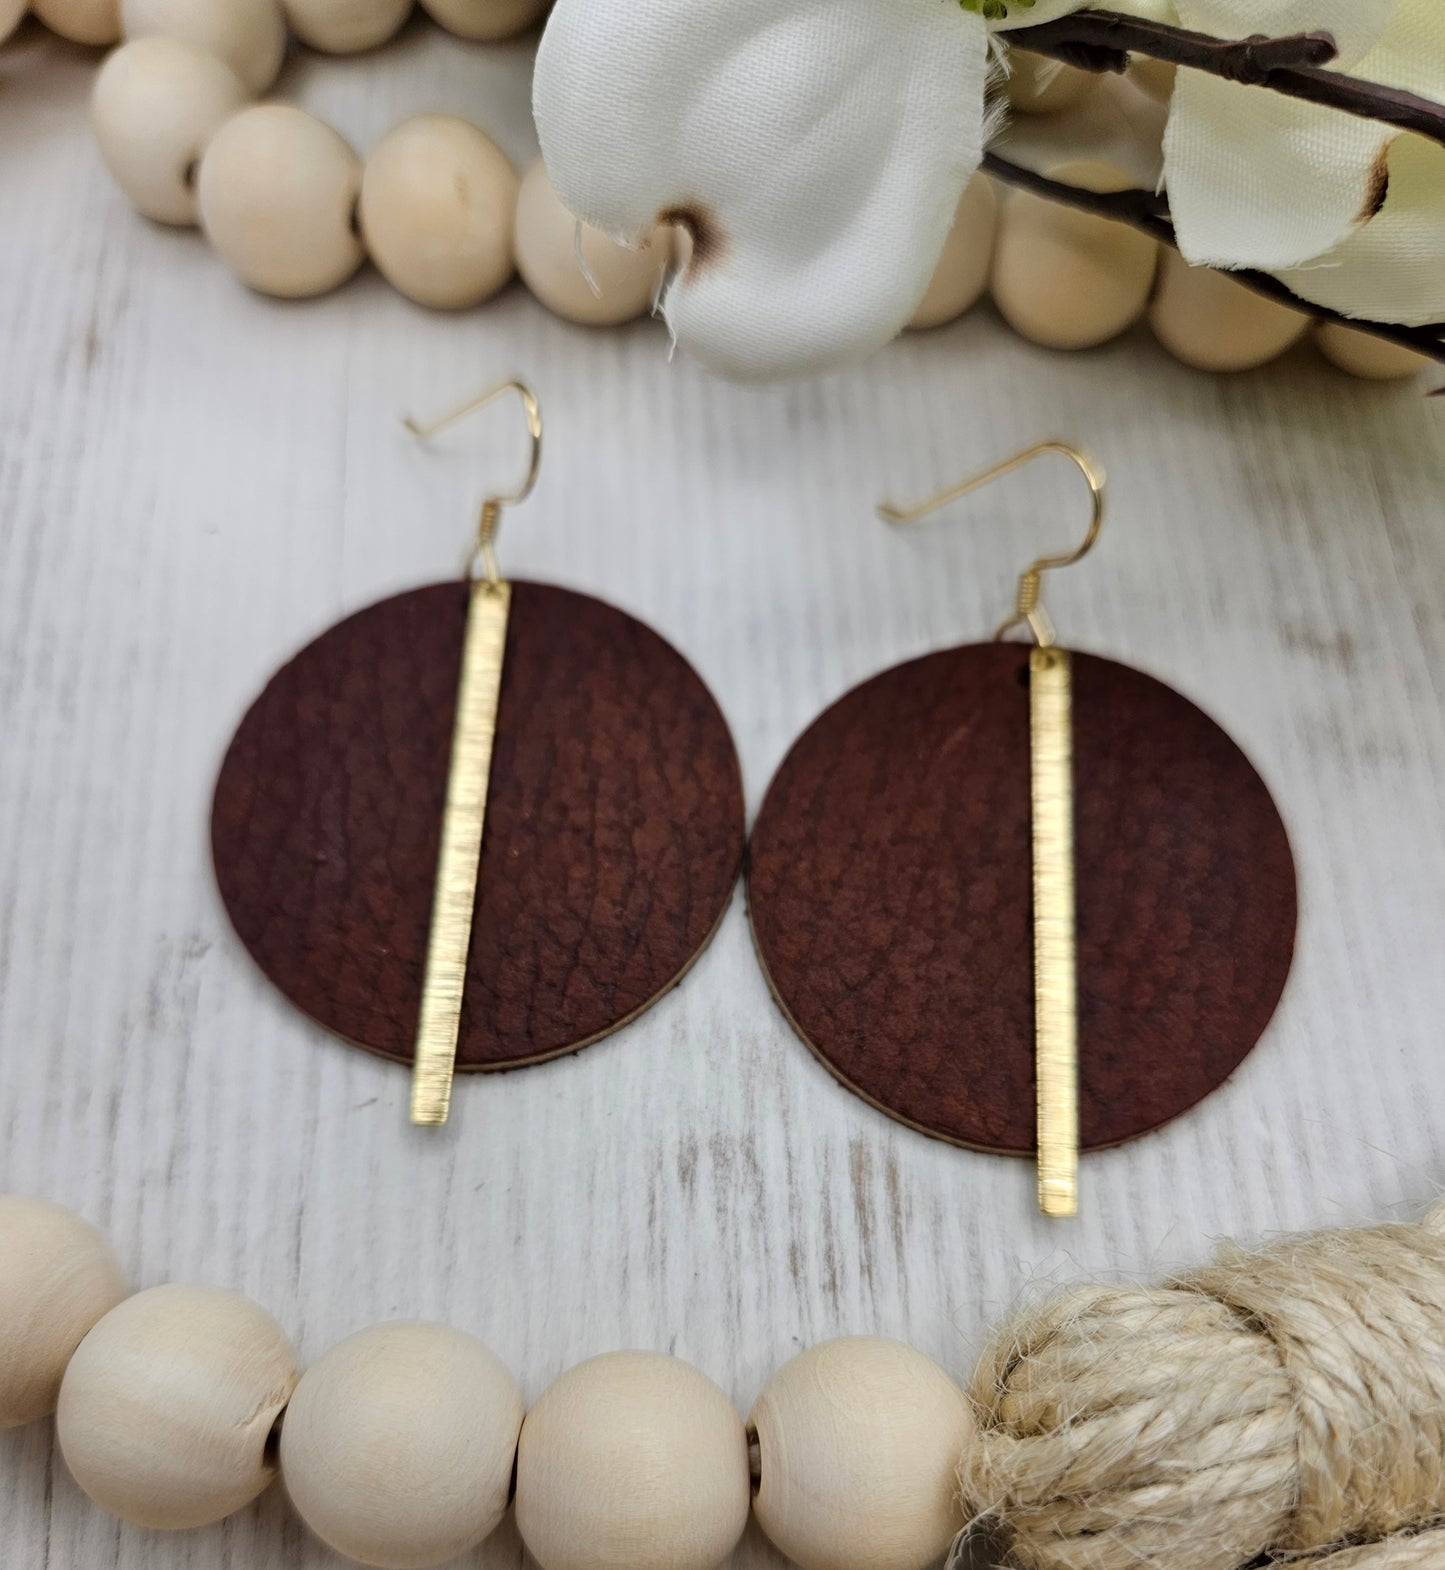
[{"left": 958, "top": 1205, "right": 1445, "bottom": 1570}]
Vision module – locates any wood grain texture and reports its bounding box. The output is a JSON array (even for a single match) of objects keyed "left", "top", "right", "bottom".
[
  {"left": 212, "top": 580, "right": 744, "bottom": 1073},
  {"left": 2, "top": 20, "right": 1445, "bottom": 1570},
  {"left": 748, "top": 643, "right": 1297, "bottom": 1155}
]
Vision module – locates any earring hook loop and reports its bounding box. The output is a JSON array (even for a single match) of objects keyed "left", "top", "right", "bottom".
[
  {"left": 404, "top": 379, "right": 544, "bottom": 587},
  {"left": 877, "top": 441, "right": 1106, "bottom": 648}
]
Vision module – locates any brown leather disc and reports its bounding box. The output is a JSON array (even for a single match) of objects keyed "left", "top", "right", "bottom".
[
  {"left": 747, "top": 642, "right": 1297, "bottom": 1153},
  {"left": 212, "top": 581, "right": 745, "bottom": 1071}
]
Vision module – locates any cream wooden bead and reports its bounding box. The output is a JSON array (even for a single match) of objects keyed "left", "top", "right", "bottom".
[
  {"left": 1006, "top": 49, "right": 1097, "bottom": 115},
  {"left": 31, "top": 0, "right": 118, "bottom": 44},
  {"left": 0, "top": 1198, "right": 126, "bottom": 1431},
  {"left": 910, "top": 171, "right": 997, "bottom": 331},
  {"left": 992, "top": 161, "right": 1158, "bottom": 350},
  {"left": 1130, "top": 54, "right": 1177, "bottom": 104},
  {"left": 750, "top": 1337, "right": 976, "bottom": 1570},
  {"left": 280, "top": 1322, "right": 523, "bottom": 1570},
  {"left": 1317, "top": 320, "right": 1431, "bottom": 381},
  {"left": 198, "top": 105, "right": 363, "bottom": 298},
  {"left": 515, "top": 159, "right": 668, "bottom": 328},
  {"left": 57, "top": 1284, "right": 297, "bottom": 1530},
  {"left": 419, "top": 0, "right": 547, "bottom": 42},
  {"left": 283, "top": 0, "right": 411, "bottom": 53},
  {"left": 120, "top": 0, "right": 286, "bottom": 93},
  {"left": 1149, "top": 248, "right": 1308, "bottom": 372},
  {"left": 0, "top": 0, "right": 29, "bottom": 45},
  {"left": 516, "top": 1351, "right": 750, "bottom": 1570},
  {"left": 92, "top": 39, "right": 249, "bottom": 227},
  {"left": 359, "top": 115, "right": 517, "bottom": 310}
]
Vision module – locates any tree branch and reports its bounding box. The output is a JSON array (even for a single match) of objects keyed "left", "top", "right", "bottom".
[
  {"left": 1009, "top": 10, "right": 1445, "bottom": 151},
  {"left": 982, "top": 151, "right": 1445, "bottom": 372}
]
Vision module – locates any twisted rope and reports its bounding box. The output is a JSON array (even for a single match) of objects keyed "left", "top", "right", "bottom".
[{"left": 959, "top": 1206, "right": 1445, "bottom": 1570}]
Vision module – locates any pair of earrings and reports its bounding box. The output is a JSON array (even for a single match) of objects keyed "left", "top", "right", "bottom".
[{"left": 211, "top": 384, "right": 1296, "bottom": 1216}]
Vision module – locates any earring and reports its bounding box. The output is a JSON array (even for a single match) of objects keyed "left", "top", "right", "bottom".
[
  {"left": 747, "top": 444, "right": 1297, "bottom": 1217},
  {"left": 211, "top": 381, "right": 744, "bottom": 1127}
]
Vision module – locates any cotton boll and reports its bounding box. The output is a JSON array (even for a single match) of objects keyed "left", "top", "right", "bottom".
[{"left": 534, "top": 0, "right": 993, "bottom": 378}]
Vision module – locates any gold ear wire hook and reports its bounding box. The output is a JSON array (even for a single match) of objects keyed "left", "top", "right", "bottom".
[
  {"left": 878, "top": 441, "right": 1106, "bottom": 648},
  {"left": 404, "top": 380, "right": 544, "bottom": 587}
]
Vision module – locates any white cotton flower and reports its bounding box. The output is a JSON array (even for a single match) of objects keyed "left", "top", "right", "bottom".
[
  {"left": 533, "top": 0, "right": 998, "bottom": 380},
  {"left": 535, "top": 0, "right": 1442, "bottom": 378},
  {"left": 1164, "top": 0, "right": 1399, "bottom": 271},
  {"left": 1276, "top": 133, "right": 1445, "bottom": 327}
]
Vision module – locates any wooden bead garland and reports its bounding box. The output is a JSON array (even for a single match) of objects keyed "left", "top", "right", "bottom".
[
  {"left": 119, "top": 0, "right": 288, "bottom": 93},
  {"left": 1317, "top": 321, "right": 1432, "bottom": 381},
  {"left": 8, "top": 1196, "right": 1445, "bottom": 1569},
  {"left": 284, "top": 0, "right": 412, "bottom": 56},
  {"left": 990, "top": 160, "right": 1159, "bottom": 351},
  {"left": 1, "top": 0, "right": 31, "bottom": 43},
  {"left": 1149, "top": 246, "right": 1309, "bottom": 373},
  {"left": 5, "top": 12, "right": 1433, "bottom": 378},
  {"left": 359, "top": 114, "right": 519, "bottom": 309},
  {"left": 516, "top": 1351, "right": 751, "bottom": 1570},
  {"left": 56, "top": 1282, "right": 298, "bottom": 1530},
  {"left": 280, "top": 1321, "right": 524, "bottom": 1569},
  {"left": 418, "top": 0, "right": 549, "bottom": 42},
  {"left": 908, "top": 171, "right": 997, "bottom": 333},
  {"left": 30, "top": 0, "right": 118, "bottom": 46},
  {"left": 85, "top": 4, "right": 673, "bottom": 321},
  {"left": 197, "top": 103, "right": 365, "bottom": 298},
  {"left": 750, "top": 1337, "right": 974, "bottom": 1570},
  {"left": 0, "top": 1196, "right": 126, "bottom": 1430},
  {"left": 92, "top": 37, "right": 249, "bottom": 226}
]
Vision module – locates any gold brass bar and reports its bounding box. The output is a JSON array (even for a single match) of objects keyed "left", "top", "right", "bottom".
[
  {"left": 410, "top": 580, "right": 511, "bottom": 1126},
  {"left": 1030, "top": 645, "right": 1079, "bottom": 1217}
]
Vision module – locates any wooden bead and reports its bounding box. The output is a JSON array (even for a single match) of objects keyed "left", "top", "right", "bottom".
[
  {"left": 1316, "top": 321, "right": 1430, "bottom": 381},
  {"left": 991, "top": 160, "right": 1158, "bottom": 350},
  {"left": 1129, "top": 55, "right": 1177, "bottom": 104},
  {"left": 1006, "top": 49, "right": 1096, "bottom": 115},
  {"left": 516, "top": 1351, "right": 750, "bottom": 1570},
  {"left": 92, "top": 39, "right": 249, "bottom": 227},
  {"left": 0, "top": 0, "right": 29, "bottom": 45},
  {"left": 359, "top": 115, "right": 517, "bottom": 310},
  {"left": 910, "top": 171, "right": 997, "bottom": 331},
  {"left": 31, "top": 0, "right": 118, "bottom": 45},
  {"left": 419, "top": 0, "right": 548, "bottom": 42},
  {"left": 281, "top": 1322, "right": 523, "bottom": 1569},
  {"left": 283, "top": 0, "right": 412, "bottom": 52},
  {"left": 750, "top": 1337, "right": 976, "bottom": 1570},
  {"left": 0, "top": 1197, "right": 126, "bottom": 1431},
  {"left": 514, "top": 158, "right": 668, "bottom": 328},
  {"left": 120, "top": 0, "right": 286, "bottom": 93},
  {"left": 1149, "top": 248, "right": 1308, "bottom": 372},
  {"left": 198, "top": 105, "right": 364, "bottom": 298},
  {"left": 57, "top": 1284, "right": 298, "bottom": 1530}
]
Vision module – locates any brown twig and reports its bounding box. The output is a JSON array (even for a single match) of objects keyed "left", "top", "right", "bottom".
[
  {"left": 982, "top": 151, "right": 1445, "bottom": 371},
  {"left": 1010, "top": 10, "right": 1445, "bottom": 151}
]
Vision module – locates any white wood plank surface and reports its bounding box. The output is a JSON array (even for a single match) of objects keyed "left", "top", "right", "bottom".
[{"left": 2, "top": 21, "right": 1445, "bottom": 1569}]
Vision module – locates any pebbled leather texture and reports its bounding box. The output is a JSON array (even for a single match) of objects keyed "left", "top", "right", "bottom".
[
  {"left": 747, "top": 642, "right": 1298, "bottom": 1154},
  {"left": 212, "top": 580, "right": 745, "bottom": 1071}
]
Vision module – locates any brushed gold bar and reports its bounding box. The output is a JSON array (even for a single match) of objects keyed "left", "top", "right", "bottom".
[
  {"left": 410, "top": 580, "right": 511, "bottom": 1126},
  {"left": 1030, "top": 645, "right": 1079, "bottom": 1217}
]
